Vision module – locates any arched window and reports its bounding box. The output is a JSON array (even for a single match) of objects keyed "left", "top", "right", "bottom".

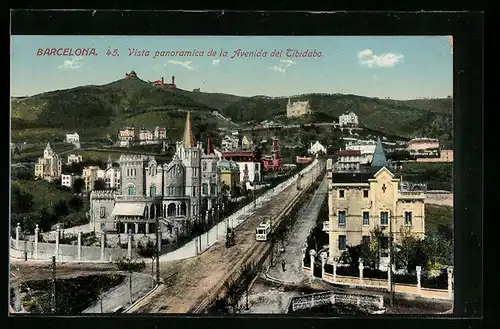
[
  {"left": 167, "top": 203, "right": 176, "bottom": 217},
  {"left": 144, "top": 206, "right": 149, "bottom": 219},
  {"left": 180, "top": 202, "right": 187, "bottom": 216},
  {"left": 212, "top": 162, "right": 217, "bottom": 172},
  {"left": 202, "top": 161, "right": 207, "bottom": 171},
  {"left": 150, "top": 205, "right": 155, "bottom": 219},
  {"left": 210, "top": 183, "right": 217, "bottom": 195},
  {"left": 127, "top": 184, "right": 136, "bottom": 195},
  {"left": 202, "top": 183, "right": 208, "bottom": 195},
  {"left": 150, "top": 184, "right": 156, "bottom": 197}
]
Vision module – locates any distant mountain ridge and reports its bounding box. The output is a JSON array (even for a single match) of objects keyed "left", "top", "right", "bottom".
[{"left": 10, "top": 77, "right": 453, "bottom": 144}]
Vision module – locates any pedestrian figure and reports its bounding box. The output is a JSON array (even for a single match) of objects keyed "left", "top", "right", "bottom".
[{"left": 281, "top": 260, "right": 286, "bottom": 272}]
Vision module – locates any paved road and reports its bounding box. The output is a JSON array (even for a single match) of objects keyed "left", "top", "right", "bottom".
[
  {"left": 267, "top": 175, "right": 328, "bottom": 283},
  {"left": 83, "top": 272, "right": 153, "bottom": 313}
]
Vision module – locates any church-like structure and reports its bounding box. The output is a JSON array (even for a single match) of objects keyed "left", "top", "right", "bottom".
[
  {"left": 34, "top": 142, "right": 62, "bottom": 182},
  {"left": 90, "top": 112, "right": 222, "bottom": 234}
]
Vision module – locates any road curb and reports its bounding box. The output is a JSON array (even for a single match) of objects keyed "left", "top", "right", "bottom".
[{"left": 123, "top": 284, "right": 160, "bottom": 313}]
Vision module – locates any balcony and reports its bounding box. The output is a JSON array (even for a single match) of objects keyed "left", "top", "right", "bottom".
[{"left": 322, "top": 221, "right": 330, "bottom": 232}]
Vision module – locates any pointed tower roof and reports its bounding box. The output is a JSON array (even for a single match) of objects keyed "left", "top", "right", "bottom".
[
  {"left": 206, "top": 136, "right": 212, "bottom": 155},
  {"left": 182, "top": 111, "right": 196, "bottom": 148},
  {"left": 46, "top": 142, "right": 51, "bottom": 150},
  {"left": 371, "top": 137, "right": 388, "bottom": 170}
]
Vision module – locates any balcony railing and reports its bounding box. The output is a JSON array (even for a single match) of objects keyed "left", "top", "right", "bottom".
[
  {"left": 398, "top": 191, "right": 426, "bottom": 199},
  {"left": 322, "top": 221, "right": 330, "bottom": 232}
]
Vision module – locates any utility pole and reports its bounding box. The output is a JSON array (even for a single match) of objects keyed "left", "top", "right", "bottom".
[
  {"left": 389, "top": 214, "right": 395, "bottom": 307},
  {"left": 129, "top": 268, "right": 133, "bottom": 305},
  {"left": 151, "top": 257, "right": 155, "bottom": 288},
  {"left": 51, "top": 256, "right": 56, "bottom": 313},
  {"left": 155, "top": 208, "right": 160, "bottom": 285},
  {"left": 24, "top": 234, "right": 27, "bottom": 261}
]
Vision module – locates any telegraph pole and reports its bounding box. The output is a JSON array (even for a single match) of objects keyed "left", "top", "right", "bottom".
[
  {"left": 129, "top": 267, "right": 133, "bottom": 305},
  {"left": 389, "top": 214, "right": 395, "bottom": 307},
  {"left": 155, "top": 201, "right": 160, "bottom": 285},
  {"left": 51, "top": 256, "right": 56, "bottom": 313}
]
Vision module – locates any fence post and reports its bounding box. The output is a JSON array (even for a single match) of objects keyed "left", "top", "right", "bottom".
[
  {"left": 55, "top": 225, "right": 60, "bottom": 260},
  {"left": 416, "top": 266, "right": 422, "bottom": 293},
  {"left": 301, "top": 248, "right": 306, "bottom": 268},
  {"left": 100, "top": 233, "right": 105, "bottom": 261},
  {"left": 34, "top": 225, "right": 39, "bottom": 260},
  {"left": 378, "top": 295, "right": 384, "bottom": 309},
  {"left": 195, "top": 237, "right": 198, "bottom": 255},
  {"left": 320, "top": 252, "right": 327, "bottom": 279},
  {"left": 15, "top": 223, "right": 20, "bottom": 250},
  {"left": 447, "top": 267, "right": 454, "bottom": 300},
  {"left": 127, "top": 230, "right": 132, "bottom": 259},
  {"left": 77, "top": 232, "right": 82, "bottom": 261},
  {"left": 309, "top": 249, "right": 316, "bottom": 278},
  {"left": 333, "top": 261, "right": 337, "bottom": 282},
  {"left": 359, "top": 259, "right": 364, "bottom": 282}
]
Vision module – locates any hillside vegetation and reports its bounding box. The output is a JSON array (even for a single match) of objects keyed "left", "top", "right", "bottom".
[
  {"left": 11, "top": 78, "right": 452, "bottom": 144},
  {"left": 222, "top": 94, "right": 452, "bottom": 142}
]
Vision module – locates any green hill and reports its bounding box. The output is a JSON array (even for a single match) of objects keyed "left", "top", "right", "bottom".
[
  {"left": 11, "top": 79, "right": 452, "bottom": 145},
  {"left": 221, "top": 93, "right": 452, "bottom": 142}
]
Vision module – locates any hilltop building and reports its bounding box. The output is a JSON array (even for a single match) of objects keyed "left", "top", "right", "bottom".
[
  {"left": 339, "top": 112, "right": 359, "bottom": 127},
  {"left": 150, "top": 76, "right": 177, "bottom": 89},
  {"left": 325, "top": 139, "right": 426, "bottom": 266},
  {"left": 308, "top": 141, "right": 327, "bottom": 156},
  {"left": 90, "top": 112, "right": 221, "bottom": 233},
  {"left": 117, "top": 126, "right": 167, "bottom": 147},
  {"left": 125, "top": 71, "right": 138, "bottom": 79},
  {"left": 34, "top": 143, "right": 62, "bottom": 182},
  {"left": 65, "top": 132, "right": 80, "bottom": 149},
  {"left": 286, "top": 98, "right": 312, "bottom": 117}
]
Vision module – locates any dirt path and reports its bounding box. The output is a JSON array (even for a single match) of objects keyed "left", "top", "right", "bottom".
[{"left": 132, "top": 166, "right": 320, "bottom": 313}]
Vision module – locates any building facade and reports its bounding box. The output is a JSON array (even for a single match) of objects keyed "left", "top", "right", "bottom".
[
  {"left": 308, "top": 141, "right": 327, "bottom": 155},
  {"left": 339, "top": 112, "right": 359, "bottom": 127},
  {"left": 90, "top": 112, "right": 220, "bottom": 233},
  {"left": 222, "top": 151, "right": 262, "bottom": 185},
  {"left": 67, "top": 154, "right": 83, "bottom": 165},
  {"left": 326, "top": 142, "right": 426, "bottom": 263},
  {"left": 286, "top": 98, "right": 312, "bottom": 117},
  {"left": 61, "top": 174, "right": 79, "bottom": 188},
  {"left": 34, "top": 143, "right": 62, "bottom": 182},
  {"left": 345, "top": 139, "right": 377, "bottom": 164},
  {"left": 334, "top": 149, "right": 362, "bottom": 171},
  {"left": 407, "top": 138, "right": 440, "bottom": 157},
  {"left": 66, "top": 133, "right": 81, "bottom": 148},
  {"left": 218, "top": 160, "right": 240, "bottom": 197}
]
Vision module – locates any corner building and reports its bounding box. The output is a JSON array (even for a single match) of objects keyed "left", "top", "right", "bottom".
[{"left": 326, "top": 138, "right": 426, "bottom": 262}]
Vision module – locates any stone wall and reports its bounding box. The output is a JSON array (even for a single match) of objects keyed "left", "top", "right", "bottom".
[{"left": 425, "top": 192, "right": 453, "bottom": 207}]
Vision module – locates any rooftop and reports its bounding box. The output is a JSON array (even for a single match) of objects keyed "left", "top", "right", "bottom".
[{"left": 336, "top": 149, "right": 361, "bottom": 157}]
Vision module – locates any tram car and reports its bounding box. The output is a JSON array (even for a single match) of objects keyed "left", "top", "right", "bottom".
[{"left": 255, "top": 221, "right": 272, "bottom": 241}]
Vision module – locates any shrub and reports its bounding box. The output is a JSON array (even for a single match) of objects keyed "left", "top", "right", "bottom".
[
  {"left": 362, "top": 268, "right": 388, "bottom": 280},
  {"left": 115, "top": 258, "right": 146, "bottom": 272},
  {"left": 336, "top": 266, "right": 359, "bottom": 277},
  {"left": 421, "top": 269, "right": 448, "bottom": 289}
]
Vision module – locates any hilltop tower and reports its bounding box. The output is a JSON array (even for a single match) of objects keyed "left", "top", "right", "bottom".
[{"left": 90, "top": 190, "right": 116, "bottom": 232}]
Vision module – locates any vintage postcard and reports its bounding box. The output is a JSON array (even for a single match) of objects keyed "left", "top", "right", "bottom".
[{"left": 10, "top": 35, "right": 454, "bottom": 315}]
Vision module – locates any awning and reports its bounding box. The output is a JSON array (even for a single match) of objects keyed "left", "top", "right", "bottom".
[{"left": 111, "top": 202, "right": 146, "bottom": 217}]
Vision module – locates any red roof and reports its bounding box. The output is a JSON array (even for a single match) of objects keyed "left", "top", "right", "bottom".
[{"left": 336, "top": 149, "right": 361, "bottom": 156}]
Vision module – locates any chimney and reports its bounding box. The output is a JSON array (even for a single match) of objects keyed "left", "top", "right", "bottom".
[
  {"left": 161, "top": 77, "right": 164, "bottom": 85},
  {"left": 172, "top": 75, "right": 175, "bottom": 85},
  {"left": 206, "top": 136, "right": 212, "bottom": 155}
]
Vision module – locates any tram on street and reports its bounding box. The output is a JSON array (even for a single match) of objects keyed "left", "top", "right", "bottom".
[{"left": 255, "top": 221, "right": 272, "bottom": 241}]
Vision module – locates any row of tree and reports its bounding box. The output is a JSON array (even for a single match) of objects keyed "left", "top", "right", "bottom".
[{"left": 338, "top": 226, "right": 452, "bottom": 276}]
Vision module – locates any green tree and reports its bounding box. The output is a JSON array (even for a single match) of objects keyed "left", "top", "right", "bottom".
[
  {"left": 394, "top": 227, "right": 428, "bottom": 273},
  {"left": 72, "top": 178, "right": 85, "bottom": 194},
  {"left": 11, "top": 185, "right": 34, "bottom": 213},
  {"left": 137, "top": 239, "right": 156, "bottom": 258},
  {"left": 68, "top": 195, "right": 84, "bottom": 212},
  {"left": 53, "top": 200, "right": 69, "bottom": 218},
  {"left": 93, "top": 178, "right": 107, "bottom": 190}
]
